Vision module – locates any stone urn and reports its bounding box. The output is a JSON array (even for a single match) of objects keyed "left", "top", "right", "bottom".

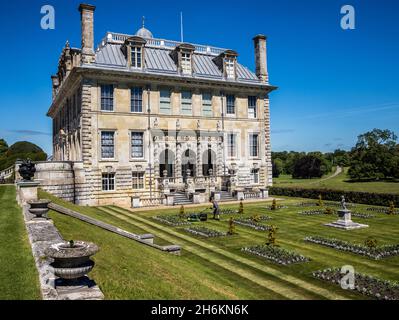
[
  {"left": 18, "top": 159, "right": 36, "bottom": 181},
  {"left": 45, "top": 241, "right": 99, "bottom": 281},
  {"left": 28, "top": 199, "right": 51, "bottom": 218}
]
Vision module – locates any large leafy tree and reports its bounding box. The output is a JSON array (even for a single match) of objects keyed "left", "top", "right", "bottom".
[
  {"left": 272, "top": 158, "right": 283, "bottom": 178},
  {"left": 348, "top": 129, "right": 398, "bottom": 180},
  {"left": 292, "top": 154, "right": 331, "bottom": 179},
  {"left": 0, "top": 139, "right": 8, "bottom": 155}
]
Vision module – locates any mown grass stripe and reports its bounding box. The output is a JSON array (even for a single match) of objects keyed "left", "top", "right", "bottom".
[{"left": 107, "top": 206, "right": 350, "bottom": 300}]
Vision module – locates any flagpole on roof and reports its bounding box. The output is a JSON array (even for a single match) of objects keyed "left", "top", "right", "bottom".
[{"left": 180, "top": 12, "right": 184, "bottom": 42}]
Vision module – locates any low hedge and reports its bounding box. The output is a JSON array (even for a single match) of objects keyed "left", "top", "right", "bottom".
[{"left": 269, "top": 187, "right": 399, "bottom": 207}]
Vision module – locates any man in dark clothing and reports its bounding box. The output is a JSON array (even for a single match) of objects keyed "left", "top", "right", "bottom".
[{"left": 211, "top": 198, "right": 220, "bottom": 220}]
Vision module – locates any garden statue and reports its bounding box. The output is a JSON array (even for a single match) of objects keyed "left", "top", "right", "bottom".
[
  {"left": 18, "top": 159, "right": 36, "bottom": 181},
  {"left": 341, "top": 195, "right": 347, "bottom": 211}
]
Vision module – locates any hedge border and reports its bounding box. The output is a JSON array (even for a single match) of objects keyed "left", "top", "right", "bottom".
[{"left": 269, "top": 187, "right": 399, "bottom": 207}]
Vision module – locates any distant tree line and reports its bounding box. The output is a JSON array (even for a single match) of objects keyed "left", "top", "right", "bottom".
[
  {"left": 0, "top": 139, "right": 47, "bottom": 171},
  {"left": 272, "top": 129, "right": 399, "bottom": 181}
]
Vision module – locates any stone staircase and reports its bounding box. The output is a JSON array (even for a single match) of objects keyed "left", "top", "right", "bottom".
[
  {"left": 173, "top": 192, "right": 193, "bottom": 205},
  {"left": 219, "top": 191, "right": 235, "bottom": 202}
]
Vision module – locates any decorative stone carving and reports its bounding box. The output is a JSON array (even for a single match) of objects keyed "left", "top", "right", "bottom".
[
  {"left": 45, "top": 240, "right": 99, "bottom": 281},
  {"left": 18, "top": 159, "right": 36, "bottom": 181}
]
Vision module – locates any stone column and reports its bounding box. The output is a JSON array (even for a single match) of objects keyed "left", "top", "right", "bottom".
[
  {"left": 196, "top": 138, "right": 203, "bottom": 177},
  {"left": 175, "top": 142, "right": 182, "bottom": 183},
  {"left": 216, "top": 138, "right": 223, "bottom": 176}
]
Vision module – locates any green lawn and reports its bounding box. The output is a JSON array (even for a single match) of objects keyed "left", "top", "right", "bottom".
[
  {"left": 0, "top": 185, "right": 41, "bottom": 300},
  {"left": 274, "top": 167, "right": 399, "bottom": 194},
  {"left": 41, "top": 189, "right": 399, "bottom": 300}
]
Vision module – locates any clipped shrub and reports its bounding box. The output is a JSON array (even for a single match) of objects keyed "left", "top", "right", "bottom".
[
  {"left": 269, "top": 187, "right": 399, "bottom": 207},
  {"left": 238, "top": 201, "right": 244, "bottom": 214},
  {"left": 325, "top": 207, "right": 334, "bottom": 215},
  {"left": 317, "top": 194, "right": 324, "bottom": 207},
  {"left": 179, "top": 205, "right": 185, "bottom": 220},
  {"left": 227, "top": 218, "right": 236, "bottom": 236},
  {"left": 388, "top": 201, "right": 396, "bottom": 215},
  {"left": 271, "top": 199, "right": 277, "bottom": 210}
]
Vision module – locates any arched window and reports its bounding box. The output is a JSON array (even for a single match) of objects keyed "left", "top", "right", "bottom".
[
  {"left": 159, "top": 149, "right": 175, "bottom": 177},
  {"left": 202, "top": 149, "right": 216, "bottom": 176}
]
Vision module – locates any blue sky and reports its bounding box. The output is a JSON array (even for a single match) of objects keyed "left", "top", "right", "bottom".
[{"left": 0, "top": 0, "right": 398, "bottom": 154}]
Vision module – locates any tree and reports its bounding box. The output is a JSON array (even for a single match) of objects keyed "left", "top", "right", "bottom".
[
  {"left": 348, "top": 129, "right": 398, "bottom": 180},
  {"left": 272, "top": 158, "right": 283, "bottom": 178},
  {"left": 292, "top": 154, "right": 331, "bottom": 179},
  {"left": 0, "top": 139, "right": 8, "bottom": 156},
  {"left": 0, "top": 141, "right": 47, "bottom": 171}
]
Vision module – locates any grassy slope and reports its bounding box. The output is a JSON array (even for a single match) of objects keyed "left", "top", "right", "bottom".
[
  {"left": 0, "top": 186, "right": 41, "bottom": 300},
  {"left": 41, "top": 189, "right": 399, "bottom": 300},
  {"left": 274, "top": 168, "right": 399, "bottom": 194}
]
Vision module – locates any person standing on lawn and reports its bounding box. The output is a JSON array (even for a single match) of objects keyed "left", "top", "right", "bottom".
[{"left": 211, "top": 198, "right": 220, "bottom": 220}]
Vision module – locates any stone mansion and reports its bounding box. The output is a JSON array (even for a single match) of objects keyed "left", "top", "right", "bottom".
[{"left": 36, "top": 3, "right": 277, "bottom": 207}]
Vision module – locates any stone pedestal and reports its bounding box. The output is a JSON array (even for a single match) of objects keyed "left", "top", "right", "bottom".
[
  {"left": 165, "top": 193, "right": 175, "bottom": 206},
  {"left": 131, "top": 196, "right": 141, "bottom": 208},
  {"left": 260, "top": 188, "right": 269, "bottom": 199},
  {"left": 325, "top": 209, "right": 369, "bottom": 230},
  {"left": 17, "top": 181, "right": 40, "bottom": 205}
]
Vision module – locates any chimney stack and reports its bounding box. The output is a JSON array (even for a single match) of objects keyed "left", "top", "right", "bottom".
[
  {"left": 79, "top": 4, "right": 96, "bottom": 64},
  {"left": 253, "top": 34, "right": 268, "bottom": 83}
]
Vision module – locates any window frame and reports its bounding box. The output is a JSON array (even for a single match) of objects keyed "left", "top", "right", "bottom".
[
  {"left": 201, "top": 92, "right": 213, "bottom": 117},
  {"left": 100, "top": 84, "right": 114, "bottom": 112},
  {"left": 226, "top": 94, "right": 235, "bottom": 115},
  {"left": 248, "top": 96, "right": 257, "bottom": 119},
  {"left": 100, "top": 130, "right": 116, "bottom": 160},
  {"left": 227, "top": 133, "right": 237, "bottom": 158},
  {"left": 225, "top": 57, "right": 235, "bottom": 79},
  {"left": 159, "top": 88, "right": 172, "bottom": 115},
  {"left": 130, "top": 131, "right": 145, "bottom": 160},
  {"left": 250, "top": 168, "right": 260, "bottom": 184},
  {"left": 131, "top": 87, "right": 143, "bottom": 113},
  {"left": 132, "top": 171, "right": 145, "bottom": 189},
  {"left": 181, "top": 52, "right": 192, "bottom": 75},
  {"left": 131, "top": 46, "right": 143, "bottom": 68},
  {"left": 102, "top": 173, "right": 115, "bottom": 191},
  {"left": 249, "top": 133, "right": 259, "bottom": 158},
  {"left": 181, "top": 90, "right": 192, "bottom": 115}
]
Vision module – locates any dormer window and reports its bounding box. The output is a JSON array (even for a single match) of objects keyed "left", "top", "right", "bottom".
[
  {"left": 225, "top": 57, "right": 235, "bottom": 79},
  {"left": 131, "top": 46, "right": 142, "bottom": 68},
  {"left": 213, "top": 50, "right": 238, "bottom": 80},
  {"left": 170, "top": 43, "right": 195, "bottom": 76},
  {"left": 181, "top": 52, "right": 192, "bottom": 75},
  {"left": 123, "top": 36, "right": 146, "bottom": 69}
]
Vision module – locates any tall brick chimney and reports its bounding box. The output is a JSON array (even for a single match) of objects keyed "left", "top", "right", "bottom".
[
  {"left": 253, "top": 34, "right": 268, "bottom": 83},
  {"left": 79, "top": 4, "right": 96, "bottom": 64}
]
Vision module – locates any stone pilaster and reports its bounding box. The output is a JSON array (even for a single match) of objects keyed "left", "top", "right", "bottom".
[
  {"left": 264, "top": 96, "right": 273, "bottom": 186},
  {"left": 217, "top": 137, "right": 223, "bottom": 176},
  {"left": 196, "top": 138, "right": 203, "bottom": 177},
  {"left": 175, "top": 142, "right": 182, "bottom": 180}
]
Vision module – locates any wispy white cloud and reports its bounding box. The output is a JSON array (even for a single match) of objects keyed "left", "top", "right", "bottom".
[{"left": 295, "top": 102, "right": 399, "bottom": 121}]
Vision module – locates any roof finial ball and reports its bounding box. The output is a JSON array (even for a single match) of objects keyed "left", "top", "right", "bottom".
[{"left": 135, "top": 16, "right": 153, "bottom": 39}]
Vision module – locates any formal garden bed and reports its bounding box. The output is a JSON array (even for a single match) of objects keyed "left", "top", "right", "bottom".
[
  {"left": 312, "top": 268, "right": 399, "bottom": 300},
  {"left": 242, "top": 245, "right": 310, "bottom": 265},
  {"left": 351, "top": 212, "right": 376, "bottom": 219},
  {"left": 366, "top": 207, "right": 399, "bottom": 214},
  {"left": 153, "top": 215, "right": 191, "bottom": 226},
  {"left": 184, "top": 226, "right": 226, "bottom": 238},
  {"left": 234, "top": 218, "right": 272, "bottom": 231},
  {"left": 305, "top": 236, "right": 399, "bottom": 260},
  {"left": 299, "top": 209, "right": 329, "bottom": 216}
]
